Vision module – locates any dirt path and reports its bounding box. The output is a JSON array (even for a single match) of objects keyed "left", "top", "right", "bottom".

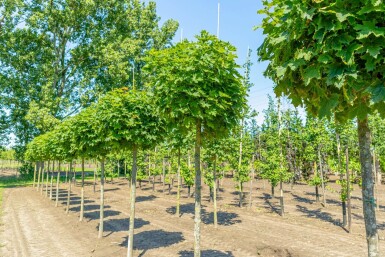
[{"left": 0, "top": 176, "right": 383, "bottom": 257}]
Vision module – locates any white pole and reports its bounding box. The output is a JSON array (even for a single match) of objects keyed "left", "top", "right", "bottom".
[{"left": 217, "top": 1, "right": 220, "bottom": 39}]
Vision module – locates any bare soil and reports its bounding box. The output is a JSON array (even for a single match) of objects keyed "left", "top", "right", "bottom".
[{"left": 1, "top": 173, "right": 384, "bottom": 257}]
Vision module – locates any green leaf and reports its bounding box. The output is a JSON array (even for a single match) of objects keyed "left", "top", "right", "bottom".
[
  {"left": 303, "top": 66, "right": 321, "bottom": 85},
  {"left": 370, "top": 84, "right": 385, "bottom": 103},
  {"left": 319, "top": 94, "right": 339, "bottom": 118}
]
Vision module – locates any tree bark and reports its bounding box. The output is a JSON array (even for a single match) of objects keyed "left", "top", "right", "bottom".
[
  {"left": 346, "top": 147, "right": 352, "bottom": 233},
  {"left": 176, "top": 148, "right": 181, "bottom": 217},
  {"left": 194, "top": 120, "right": 202, "bottom": 257},
  {"left": 318, "top": 147, "right": 326, "bottom": 207},
  {"left": 213, "top": 155, "right": 218, "bottom": 228},
  {"left": 33, "top": 162, "right": 38, "bottom": 188},
  {"left": 65, "top": 173, "right": 72, "bottom": 214},
  {"left": 80, "top": 158, "right": 85, "bottom": 222},
  {"left": 249, "top": 155, "right": 255, "bottom": 209},
  {"left": 279, "top": 180, "right": 284, "bottom": 216},
  {"left": 127, "top": 146, "right": 138, "bottom": 257},
  {"left": 45, "top": 160, "right": 50, "bottom": 198},
  {"left": 37, "top": 162, "right": 42, "bottom": 192},
  {"left": 98, "top": 159, "right": 105, "bottom": 239},
  {"left": 337, "top": 133, "right": 347, "bottom": 227},
  {"left": 357, "top": 118, "right": 378, "bottom": 257},
  {"left": 55, "top": 162, "right": 61, "bottom": 207}
]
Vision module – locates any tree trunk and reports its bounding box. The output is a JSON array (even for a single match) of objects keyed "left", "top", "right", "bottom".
[
  {"left": 213, "top": 155, "right": 218, "bottom": 228},
  {"left": 127, "top": 146, "right": 138, "bottom": 257},
  {"left": 33, "top": 162, "right": 38, "bottom": 188},
  {"left": 93, "top": 165, "right": 97, "bottom": 193},
  {"left": 357, "top": 118, "right": 378, "bottom": 257},
  {"left": 337, "top": 133, "right": 347, "bottom": 227},
  {"left": 50, "top": 161, "right": 55, "bottom": 200},
  {"left": 162, "top": 158, "right": 166, "bottom": 194},
  {"left": 279, "top": 180, "right": 284, "bottom": 216},
  {"left": 45, "top": 160, "right": 50, "bottom": 197},
  {"left": 239, "top": 182, "right": 243, "bottom": 207},
  {"left": 315, "top": 185, "right": 320, "bottom": 203},
  {"left": 176, "top": 148, "right": 181, "bottom": 217},
  {"left": 40, "top": 162, "right": 45, "bottom": 194},
  {"left": 194, "top": 120, "right": 202, "bottom": 257},
  {"left": 188, "top": 186, "right": 191, "bottom": 198},
  {"left": 249, "top": 155, "right": 255, "bottom": 209},
  {"left": 55, "top": 162, "right": 60, "bottom": 207},
  {"left": 80, "top": 158, "right": 85, "bottom": 222},
  {"left": 66, "top": 173, "right": 72, "bottom": 214},
  {"left": 346, "top": 147, "right": 352, "bottom": 233},
  {"left": 318, "top": 147, "right": 326, "bottom": 207},
  {"left": 37, "top": 162, "right": 42, "bottom": 192},
  {"left": 271, "top": 185, "right": 275, "bottom": 197},
  {"left": 98, "top": 159, "right": 105, "bottom": 239}
]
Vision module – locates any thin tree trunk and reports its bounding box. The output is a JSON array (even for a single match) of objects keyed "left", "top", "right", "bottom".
[
  {"left": 162, "top": 157, "right": 166, "bottom": 194},
  {"left": 176, "top": 148, "right": 181, "bottom": 217},
  {"left": 318, "top": 147, "right": 326, "bottom": 207},
  {"left": 238, "top": 119, "right": 244, "bottom": 208},
  {"left": 41, "top": 162, "right": 45, "bottom": 195},
  {"left": 66, "top": 173, "right": 72, "bottom": 214},
  {"left": 98, "top": 159, "right": 105, "bottom": 239},
  {"left": 33, "top": 162, "right": 38, "bottom": 188},
  {"left": 279, "top": 180, "right": 284, "bottom": 216},
  {"left": 127, "top": 146, "right": 138, "bottom": 257},
  {"left": 194, "top": 120, "right": 202, "bottom": 257},
  {"left": 80, "top": 158, "right": 85, "bottom": 222},
  {"left": 316, "top": 185, "right": 320, "bottom": 203},
  {"left": 357, "top": 118, "right": 378, "bottom": 257},
  {"left": 249, "top": 155, "right": 255, "bottom": 209},
  {"left": 239, "top": 182, "right": 243, "bottom": 208},
  {"left": 45, "top": 160, "right": 50, "bottom": 197},
  {"left": 55, "top": 162, "right": 61, "bottom": 207},
  {"left": 36, "top": 162, "right": 42, "bottom": 191},
  {"left": 337, "top": 133, "right": 347, "bottom": 227},
  {"left": 213, "top": 155, "right": 218, "bottom": 228},
  {"left": 50, "top": 161, "right": 55, "bottom": 200},
  {"left": 346, "top": 147, "right": 352, "bottom": 233},
  {"left": 93, "top": 166, "right": 97, "bottom": 193},
  {"left": 271, "top": 185, "right": 275, "bottom": 197}
]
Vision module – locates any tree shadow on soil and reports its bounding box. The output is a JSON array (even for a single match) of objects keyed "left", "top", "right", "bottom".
[
  {"left": 291, "top": 193, "right": 314, "bottom": 204},
  {"left": 136, "top": 195, "right": 157, "bottom": 203},
  {"left": 179, "top": 250, "right": 234, "bottom": 257},
  {"left": 296, "top": 205, "right": 340, "bottom": 226},
  {"left": 120, "top": 229, "right": 184, "bottom": 257},
  {"left": 84, "top": 209, "right": 120, "bottom": 220},
  {"left": 262, "top": 193, "right": 280, "bottom": 215},
  {"left": 102, "top": 217, "right": 150, "bottom": 236},
  {"left": 166, "top": 203, "right": 241, "bottom": 226}
]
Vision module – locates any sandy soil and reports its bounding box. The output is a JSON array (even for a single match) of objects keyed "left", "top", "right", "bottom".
[{"left": 1, "top": 173, "right": 384, "bottom": 257}]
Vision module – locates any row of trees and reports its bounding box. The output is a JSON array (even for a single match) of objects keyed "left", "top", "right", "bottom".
[{"left": 25, "top": 32, "right": 247, "bottom": 257}]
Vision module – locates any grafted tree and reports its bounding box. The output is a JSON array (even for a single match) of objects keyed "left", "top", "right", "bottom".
[
  {"left": 146, "top": 31, "right": 247, "bottom": 257},
  {"left": 95, "top": 88, "right": 164, "bottom": 257}
]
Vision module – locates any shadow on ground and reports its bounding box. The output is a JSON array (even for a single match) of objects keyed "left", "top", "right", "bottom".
[
  {"left": 166, "top": 203, "right": 241, "bottom": 226},
  {"left": 179, "top": 250, "right": 234, "bottom": 257}
]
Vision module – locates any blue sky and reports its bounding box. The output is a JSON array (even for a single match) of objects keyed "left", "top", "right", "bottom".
[{"left": 151, "top": 0, "right": 275, "bottom": 123}]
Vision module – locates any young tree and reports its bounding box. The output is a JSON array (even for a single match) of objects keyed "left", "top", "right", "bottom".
[
  {"left": 95, "top": 88, "right": 164, "bottom": 257},
  {"left": 146, "top": 31, "right": 247, "bottom": 257},
  {"left": 258, "top": 1, "right": 385, "bottom": 255}
]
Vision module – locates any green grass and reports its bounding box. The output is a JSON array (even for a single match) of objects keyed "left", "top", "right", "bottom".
[{"left": 0, "top": 176, "right": 33, "bottom": 189}]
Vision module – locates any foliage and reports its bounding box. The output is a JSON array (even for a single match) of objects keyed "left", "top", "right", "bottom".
[
  {"left": 258, "top": 0, "right": 385, "bottom": 122},
  {"left": 145, "top": 30, "right": 247, "bottom": 140},
  {"left": 17, "top": 162, "right": 34, "bottom": 179}
]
